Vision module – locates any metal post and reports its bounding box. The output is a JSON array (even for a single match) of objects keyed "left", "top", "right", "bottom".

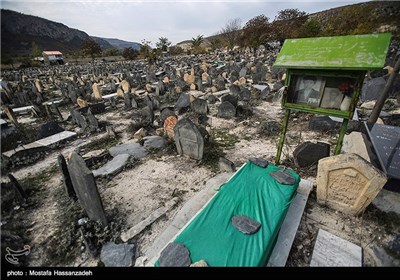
[
  {"left": 334, "top": 118, "right": 349, "bottom": 155},
  {"left": 275, "top": 109, "right": 291, "bottom": 165}
]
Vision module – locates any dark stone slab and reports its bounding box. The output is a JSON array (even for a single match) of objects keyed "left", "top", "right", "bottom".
[
  {"left": 57, "top": 154, "right": 76, "bottom": 199},
  {"left": 365, "top": 122, "right": 400, "bottom": 179},
  {"left": 100, "top": 242, "right": 135, "bottom": 267},
  {"left": 269, "top": 169, "right": 296, "bottom": 185},
  {"left": 207, "top": 94, "right": 218, "bottom": 104},
  {"left": 232, "top": 215, "right": 261, "bottom": 234},
  {"left": 249, "top": 157, "right": 269, "bottom": 168},
  {"left": 293, "top": 141, "right": 330, "bottom": 167},
  {"left": 174, "top": 118, "right": 204, "bottom": 160},
  {"left": 159, "top": 242, "right": 191, "bottom": 267},
  {"left": 175, "top": 93, "right": 190, "bottom": 110},
  {"left": 191, "top": 98, "right": 208, "bottom": 115},
  {"left": 239, "top": 67, "right": 247, "bottom": 78},
  {"left": 37, "top": 121, "right": 64, "bottom": 139},
  {"left": 71, "top": 109, "right": 88, "bottom": 130},
  {"left": 217, "top": 101, "right": 236, "bottom": 119},
  {"left": 160, "top": 107, "right": 177, "bottom": 124},
  {"left": 67, "top": 152, "right": 107, "bottom": 225},
  {"left": 221, "top": 94, "right": 238, "bottom": 107},
  {"left": 87, "top": 108, "right": 99, "bottom": 132},
  {"left": 239, "top": 88, "right": 251, "bottom": 101},
  {"left": 229, "top": 84, "right": 241, "bottom": 97},
  {"left": 309, "top": 116, "right": 341, "bottom": 132},
  {"left": 361, "top": 77, "right": 386, "bottom": 102},
  {"left": 88, "top": 102, "right": 106, "bottom": 114}
]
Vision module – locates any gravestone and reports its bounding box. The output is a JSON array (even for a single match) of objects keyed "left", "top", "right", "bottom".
[
  {"left": 100, "top": 242, "right": 135, "bottom": 267},
  {"left": 37, "top": 121, "right": 65, "bottom": 139},
  {"left": 159, "top": 242, "right": 191, "bottom": 267},
  {"left": 229, "top": 84, "right": 241, "bottom": 97},
  {"left": 364, "top": 122, "right": 400, "bottom": 179},
  {"left": 92, "top": 83, "right": 102, "bottom": 100},
  {"left": 174, "top": 118, "right": 204, "bottom": 160},
  {"left": 310, "top": 229, "right": 362, "bottom": 267},
  {"left": 239, "top": 88, "right": 251, "bottom": 101},
  {"left": 221, "top": 94, "right": 238, "bottom": 107},
  {"left": 317, "top": 153, "right": 387, "bottom": 215},
  {"left": 57, "top": 154, "right": 75, "bottom": 199},
  {"left": 361, "top": 77, "right": 386, "bottom": 102},
  {"left": 191, "top": 98, "right": 208, "bottom": 115},
  {"left": 239, "top": 67, "right": 247, "bottom": 78},
  {"left": 293, "top": 141, "right": 330, "bottom": 167},
  {"left": 124, "top": 93, "right": 132, "bottom": 109},
  {"left": 160, "top": 107, "right": 176, "bottom": 124},
  {"left": 164, "top": 115, "right": 178, "bottom": 139},
  {"left": 88, "top": 102, "right": 106, "bottom": 114},
  {"left": 207, "top": 94, "right": 218, "bottom": 104},
  {"left": 174, "top": 93, "right": 190, "bottom": 111},
  {"left": 309, "top": 116, "right": 341, "bottom": 132},
  {"left": 87, "top": 108, "right": 99, "bottom": 132},
  {"left": 217, "top": 101, "right": 236, "bottom": 119},
  {"left": 71, "top": 109, "right": 88, "bottom": 130},
  {"left": 121, "top": 80, "right": 130, "bottom": 93},
  {"left": 67, "top": 152, "right": 107, "bottom": 225}
]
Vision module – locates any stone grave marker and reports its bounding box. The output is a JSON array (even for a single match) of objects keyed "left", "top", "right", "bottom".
[
  {"left": 217, "top": 101, "right": 236, "bottom": 119},
  {"left": 174, "top": 118, "right": 204, "bottom": 160},
  {"left": 67, "top": 152, "right": 107, "bottom": 225},
  {"left": 317, "top": 153, "right": 387, "bottom": 215}
]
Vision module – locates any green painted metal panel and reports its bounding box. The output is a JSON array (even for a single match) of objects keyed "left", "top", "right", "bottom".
[{"left": 274, "top": 33, "right": 391, "bottom": 70}]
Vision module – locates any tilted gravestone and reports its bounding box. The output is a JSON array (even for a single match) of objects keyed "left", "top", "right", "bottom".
[
  {"left": 67, "top": 152, "right": 107, "bottom": 225},
  {"left": 174, "top": 118, "right": 204, "bottom": 160},
  {"left": 57, "top": 154, "right": 76, "bottom": 199},
  {"left": 316, "top": 153, "right": 387, "bottom": 215}
]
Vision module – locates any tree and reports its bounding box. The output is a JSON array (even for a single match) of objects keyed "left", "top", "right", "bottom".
[
  {"left": 103, "top": 48, "right": 121, "bottom": 57},
  {"left": 299, "top": 18, "right": 322, "bottom": 38},
  {"left": 191, "top": 35, "right": 204, "bottom": 53},
  {"left": 140, "top": 39, "right": 158, "bottom": 64},
  {"left": 122, "top": 47, "right": 139, "bottom": 60},
  {"left": 31, "top": 41, "right": 42, "bottom": 58},
  {"left": 271, "top": 8, "right": 308, "bottom": 43},
  {"left": 191, "top": 35, "right": 204, "bottom": 48},
  {"left": 274, "top": 8, "right": 307, "bottom": 21},
  {"left": 220, "top": 18, "right": 242, "bottom": 50},
  {"left": 169, "top": 45, "right": 184, "bottom": 55},
  {"left": 241, "top": 15, "right": 270, "bottom": 50},
  {"left": 80, "top": 39, "right": 102, "bottom": 60},
  {"left": 210, "top": 36, "right": 223, "bottom": 50},
  {"left": 156, "top": 37, "right": 171, "bottom": 52}
]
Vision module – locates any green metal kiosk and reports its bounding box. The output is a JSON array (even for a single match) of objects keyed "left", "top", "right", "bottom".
[{"left": 273, "top": 33, "right": 392, "bottom": 164}]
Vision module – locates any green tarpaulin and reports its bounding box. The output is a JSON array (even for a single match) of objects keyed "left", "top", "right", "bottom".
[{"left": 156, "top": 161, "right": 300, "bottom": 267}]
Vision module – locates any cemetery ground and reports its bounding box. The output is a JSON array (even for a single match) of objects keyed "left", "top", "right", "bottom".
[{"left": 1, "top": 97, "right": 399, "bottom": 267}]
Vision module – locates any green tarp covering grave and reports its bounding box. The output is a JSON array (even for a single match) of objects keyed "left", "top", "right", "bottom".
[{"left": 156, "top": 161, "right": 300, "bottom": 267}]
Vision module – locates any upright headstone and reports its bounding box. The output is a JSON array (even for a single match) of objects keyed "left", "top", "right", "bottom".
[
  {"left": 293, "top": 142, "right": 330, "bottom": 167},
  {"left": 92, "top": 83, "right": 102, "bottom": 100},
  {"left": 191, "top": 98, "right": 208, "bottom": 115},
  {"left": 217, "top": 101, "right": 236, "bottom": 119},
  {"left": 174, "top": 118, "right": 204, "bottom": 160},
  {"left": 121, "top": 80, "right": 131, "bottom": 93},
  {"left": 316, "top": 153, "right": 387, "bottom": 215},
  {"left": 67, "top": 152, "right": 107, "bottom": 225}
]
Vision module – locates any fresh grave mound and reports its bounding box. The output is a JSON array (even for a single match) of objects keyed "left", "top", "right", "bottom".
[{"left": 156, "top": 160, "right": 300, "bottom": 266}]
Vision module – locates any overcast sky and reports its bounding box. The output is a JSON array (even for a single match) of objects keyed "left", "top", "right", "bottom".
[{"left": 2, "top": 0, "right": 367, "bottom": 46}]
